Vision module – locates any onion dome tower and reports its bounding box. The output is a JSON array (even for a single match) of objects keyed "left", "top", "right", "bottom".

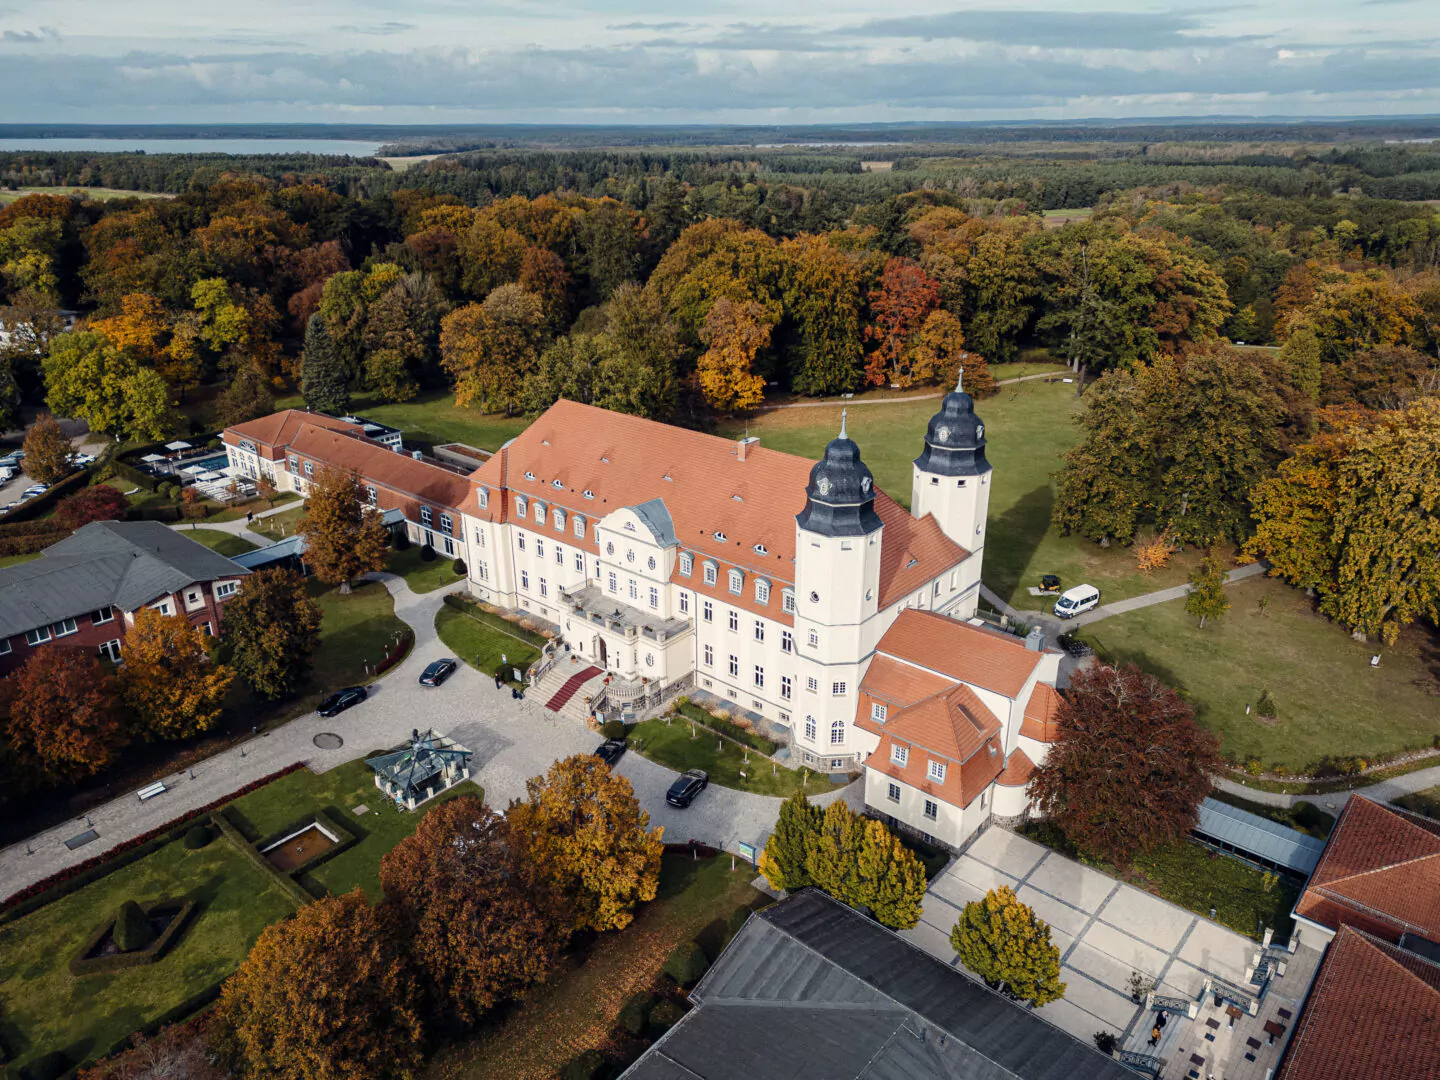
[
  {"left": 795, "top": 409, "right": 883, "bottom": 537},
  {"left": 911, "top": 371, "right": 993, "bottom": 551}
]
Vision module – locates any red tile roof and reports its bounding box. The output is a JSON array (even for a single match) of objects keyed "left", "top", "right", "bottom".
[
  {"left": 1277, "top": 926, "right": 1440, "bottom": 1080},
  {"left": 855, "top": 654, "right": 956, "bottom": 711},
  {"left": 882, "top": 683, "right": 1002, "bottom": 764},
  {"left": 995, "top": 748, "right": 1036, "bottom": 788},
  {"left": 287, "top": 424, "right": 472, "bottom": 509},
  {"left": 224, "top": 409, "right": 362, "bottom": 453},
  {"left": 1020, "top": 682, "right": 1063, "bottom": 743},
  {"left": 1296, "top": 796, "right": 1440, "bottom": 943},
  {"left": 874, "top": 608, "right": 1048, "bottom": 699},
  {"left": 864, "top": 730, "right": 1004, "bottom": 810}
]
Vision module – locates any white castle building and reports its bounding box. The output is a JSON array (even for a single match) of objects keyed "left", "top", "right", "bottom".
[{"left": 225, "top": 381, "right": 1062, "bottom": 851}]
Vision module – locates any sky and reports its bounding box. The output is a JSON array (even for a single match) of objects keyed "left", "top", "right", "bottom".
[{"left": 4, "top": 0, "right": 1440, "bottom": 125}]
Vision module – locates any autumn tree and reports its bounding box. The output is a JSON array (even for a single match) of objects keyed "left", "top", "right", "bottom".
[
  {"left": 256, "top": 475, "right": 279, "bottom": 507},
  {"left": 42, "top": 332, "right": 175, "bottom": 440},
  {"left": 362, "top": 272, "right": 441, "bottom": 403},
  {"left": 298, "top": 466, "right": 390, "bottom": 592},
  {"left": 212, "top": 361, "right": 275, "bottom": 428},
  {"left": 696, "top": 297, "right": 770, "bottom": 413},
  {"left": 907, "top": 310, "right": 996, "bottom": 395},
  {"left": 121, "top": 609, "right": 234, "bottom": 741},
  {"left": 1185, "top": 556, "right": 1230, "bottom": 629},
  {"left": 1290, "top": 271, "right": 1420, "bottom": 366},
  {"left": 759, "top": 792, "right": 822, "bottom": 892},
  {"left": 950, "top": 887, "right": 1066, "bottom": 1007},
  {"left": 1029, "top": 664, "right": 1220, "bottom": 868},
  {"left": 799, "top": 801, "right": 926, "bottom": 929},
  {"left": 780, "top": 233, "right": 865, "bottom": 395},
  {"left": 1247, "top": 399, "right": 1440, "bottom": 644},
  {"left": 5, "top": 647, "right": 125, "bottom": 782},
  {"left": 864, "top": 257, "right": 941, "bottom": 387},
  {"left": 506, "top": 754, "right": 664, "bottom": 933},
  {"left": 804, "top": 800, "right": 866, "bottom": 908},
  {"left": 440, "top": 285, "right": 546, "bottom": 414},
  {"left": 56, "top": 485, "right": 130, "bottom": 529},
  {"left": 301, "top": 313, "right": 350, "bottom": 415},
  {"left": 211, "top": 890, "right": 424, "bottom": 1080},
  {"left": 1326, "top": 345, "right": 1435, "bottom": 409},
  {"left": 220, "top": 568, "right": 322, "bottom": 700},
  {"left": 380, "top": 796, "right": 563, "bottom": 1025},
  {"left": 1278, "top": 324, "right": 1322, "bottom": 402},
  {"left": 854, "top": 817, "right": 928, "bottom": 930},
  {"left": 21, "top": 412, "right": 73, "bottom": 484},
  {"left": 78, "top": 1020, "right": 225, "bottom": 1080}
]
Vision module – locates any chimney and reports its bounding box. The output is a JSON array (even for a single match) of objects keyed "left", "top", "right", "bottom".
[
  {"left": 736, "top": 436, "right": 759, "bottom": 462},
  {"left": 1025, "top": 625, "right": 1045, "bottom": 652}
]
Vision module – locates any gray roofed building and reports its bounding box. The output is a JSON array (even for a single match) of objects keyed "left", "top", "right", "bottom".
[
  {"left": 1193, "top": 797, "right": 1327, "bottom": 876},
  {"left": 622, "top": 888, "right": 1135, "bottom": 1080},
  {"left": 0, "top": 520, "right": 249, "bottom": 640}
]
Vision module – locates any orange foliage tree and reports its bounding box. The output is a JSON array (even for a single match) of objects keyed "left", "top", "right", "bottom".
[
  {"left": 120, "top": 609, "right": 234, "bottom": 741},
  {"left": 297, "top": 465, "right": 391, "bottom": 592},
  {"left": 864, "top": 257, "right": 941, "bottom": 387},
  {"left": 5, "top": 647, "right": 125, "bottom": 781},
  {"left": 695, "top": 297, "right": 770, "bottom": 413}
]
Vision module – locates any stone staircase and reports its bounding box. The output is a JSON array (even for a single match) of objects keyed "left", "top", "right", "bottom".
[{"left": 530, "top": 653, "right": 608, "bottom": 726}]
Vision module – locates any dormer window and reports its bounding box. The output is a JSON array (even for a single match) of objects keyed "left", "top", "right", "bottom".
[
  {"left": 573, "top": 515, "right": 585, "bottom": 537},
  {"left": 554, "top": 509, "right": 566, "bottom": 531},
  {"left": 679, "top": 553, "right": 693, "bottom": 576},
  {"left": 713, "top": 531, "right": 727, "bottom": 543},
  {"left": 551, "top": 479, "right": 563, "bottom": 489},
  {"left": 728, "top": 569, "right": 743, "bottom": 595},
  {"left": 534, "top": 504, "right": 546, "bottom": 525},
  {"left": 755, "top": 579, "right": 770, "bottom": 603},
  {"left": 927, "top": 759, "right": 947, "bottom": 783},
  {"left": 582, "top": 489, "right": 594, "bottom": 500},
  {"left": 753, "top": 543, "right": 768, "bottom": 555},
  {"left": 872, "top": 703, "right": 887, "bottom": 722},
  {"left": 524, "top": 470, "right": 535, "bottom": 480},
  {"left": 703, "top": 561, "right": 718, "bottom": 586},
  {"left": 478, "top": 486, "right": 489, "bottom": 509},
  {"left": 516, "top": 497, "right": 528, "bottom": 517},
  {"left": 782, "top": 588, "right": 795, "bottom": 614}
]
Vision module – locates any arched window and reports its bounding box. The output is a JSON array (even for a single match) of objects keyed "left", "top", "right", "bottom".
[{"left": 830, "top": 720, "right": 845, "bottom": 745}]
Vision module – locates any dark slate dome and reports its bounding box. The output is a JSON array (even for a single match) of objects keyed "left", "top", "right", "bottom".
[
  {"left": 914, "top": 373, "right": 991, "bottom": 478},
  {"left": 795, "top": 411, "right": 883, "bottom": 538}
]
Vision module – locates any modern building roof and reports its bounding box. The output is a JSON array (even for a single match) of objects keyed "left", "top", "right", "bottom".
[
  {"left": 1194, "top": 797, "right": 1328, "bottom": 875},
  {"left": 0, "top": 520, "right": 247, "bottom": 638},
  {"left": 224, "top": 408, "right": 362, "bottom": 449},
  {"left": 1276, "top": 926, "right": 1440, "bottom": 1080},
  {"left": 1295, "top": 796, "right": 1440, "bottom": 943},
  {"left": 229, "top": 535, "right": 307, "bottom": 570},
  {"left": 875, "top": 608, "right": 1049, "bottom": 699},
  {"left": 621, "top": 888, "right": 1134, "bottom": 1080},
  {"left": 366, "top": 729, "right": 472, "bottom": 800},
  {"left": 287, "top": 423, "right": 472, "bottom": 509}
]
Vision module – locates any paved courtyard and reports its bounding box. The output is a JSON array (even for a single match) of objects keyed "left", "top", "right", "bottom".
[{"left": 901, "top": 828, "right": 1267, "bottom": 1045}]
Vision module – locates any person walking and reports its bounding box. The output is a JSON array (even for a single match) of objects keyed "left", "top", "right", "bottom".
[{"left": 1148, "top": 1026, "right": 1161, "bottom": 1048}]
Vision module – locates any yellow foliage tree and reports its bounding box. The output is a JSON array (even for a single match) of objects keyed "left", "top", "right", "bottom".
[
  {"left": 696, "top": 297, "right": 769, "bottom": 413},
  {"left": 120, "top": 608, "right": 234, "bottom": 741},
  {"left": 949, "top": 886, "right": 1066, "bottom": 1007}
]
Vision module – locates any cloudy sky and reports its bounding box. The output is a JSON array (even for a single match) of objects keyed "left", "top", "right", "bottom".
[{"left": 3, "top": 0, "right": 1440, "bottom": 124}]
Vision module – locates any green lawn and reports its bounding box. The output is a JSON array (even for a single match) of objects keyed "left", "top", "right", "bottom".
[
  {"left": 208, "top": 491, "right": 299, "bottom": 522},
  {"left": 1395, "top": 786, "right": 1440, "bottom": 819},
  {"left": 629, "top": 716, "right": 842, "bottom": 797},
  {"left": 435, "top": 602, "right": 543, "bottom": 684},
  {"left": 273, "top": 388, "right": 529, "bottom": 454},
  {"left": 389, "top": 544, "right": 464, "bottom": 593},
  {"left": 435, "top": 855, "right": 765, "bottom": 1080},
  {"left": 989, "top": 360, "right": 1071, "bottom": 381},
  {"left": 0, "top": 834, "right": 295, "bottom": 1074},
  {"left": 1076, "top": 576, "right": 1440, "bottom": 772},
  {"left": 0, "top": 186, "right": 170, "bottom": 205},
  {"left": 223, "top": 760, "right": 481, "bottom": 902},
  {"left": 246, "top": 505, "right": 306, "bottom": 541},
  {"left": 0, "top": 551, "right": 40, "bottom": 568},
  {"left": 173, "top": 527, "right": 259, "bottom": 557}
]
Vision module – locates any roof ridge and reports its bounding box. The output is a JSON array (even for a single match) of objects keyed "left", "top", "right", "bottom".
[
  {"left": 1354, "top": 928, "right": 1440, "bottom": 996},
  {"left": 1323, "top": 849, "right": 1440, "bottom": 888}
]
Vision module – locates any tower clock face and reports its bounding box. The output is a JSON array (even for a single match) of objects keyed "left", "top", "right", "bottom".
[
  {"left": 861, "top": 476, "right": 872, "bottom": 493},
  {"left": 977, "top": 423, "right": 985, "bottom": 439},
  {"left": 936, "top": 425, "right": 951, "bottom": 442},
  {"left": 817, "top": 477, "right": 833, "bottom": 496}
]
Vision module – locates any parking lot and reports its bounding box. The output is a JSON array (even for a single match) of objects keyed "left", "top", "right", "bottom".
[{"left": 900, "top": 827, "right": 1261, "bottom": 1044}]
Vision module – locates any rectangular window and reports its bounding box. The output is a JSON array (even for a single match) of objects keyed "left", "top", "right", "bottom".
[
  {"left": 476, "top": 528, "right": 486, "bottom": 548},
  {"left": 782, "top": 589, "right": 795, "bottom": 614},
  {"left": 608, "top": 572, "right": 618, "bottom": 593},
  {"left": 924, "top": 799, "right": 938, "bottom": 821},
  {"left": 728, "top": 569, "right": 743, "bottom": 595},
  {"left": 679, "top": 592, "right": 689, "bottom": 614},
  {"left": 782, "top": 630, "right": 794, "bottom": 653},
  {"left": 152, "top": 601, "right": 172, "bottom": 616},
  {"left": 574, "top": 516, "right": 585, "bottom": 538},
  {"left": 521, "top": 570, "right": 530, "bottom": 590},
  {"left": 443, "top": 536, "right": 453, "bottom": 557},
  {"left": 933, "top": 580, "right": 941, "bottom": 597},
  {"left": 832, "top": 681, "right": 846, "bottom": 696},
  {"left": 477, "top": 560, "right": 489, "bottom": 582},
  {"left": 808, "top": 630, "right": 819, "bottom": 647},
  {"left": 518, "top": 534, "right": 527, "bottom": 552},
  {"left": 927, "top": 760, "right": 947, "bottom": 783},
  {"left": 649, "top": 586, "right": 659, "bottom": 610},
  {"left": 366, "top": 485, "right": 377, "bottom": 505},
  {"left": 702, "top": 600, "right": 713, "bottom": 623},
  {"left": 287, "top": 454, "right": 298, "bottom": 473},
  {"left": 780, "top": 675, "right": 792, "bottom": 700},
  {"left": 891, "top": 744, "right": 909, "bottom": 767},
  {"left": 679, "top": 552, "right": 693, "bottom": 576},
  {"left": 0, "top": 638, "right": 10, "bottom": 655},
  {"left": 703, "top": 644, "right": 714, "bottom": 666},
  {"left": 806, "top": 676, "right": 818, "bottom": 693},
  {"left": 420, "top": 506, "right": 433, "bottom": 528},
  {"left": 555, "top": 545, "right": 564, "bottom": 565},
  {"left": 25, "top": 626, "right": 52, "bottom": 645},
  {"left": 753, "top": 620, "right": 764, "bottom": 642},
  {"left": 574, "top": 552, "right": 583, "bottom": 571},
  {"left": 215, "top": 581, "right": 239, "bottom": 599},
  {"left": 536, "top": 539, "right": 545, "bottom": 558},
  {"left": 97, "top": 639, "right": 122, "bottom": 663},
  {"left": 728, "top": 654, "right": 739, "bottom": 677},
  {"left": 628, "top": 579, "right": 638, "bottom": 600},
  {"left": 703, "top": 562, "right": 717, "bottom": 585},
  {"left": 753, "top": 665, "right": 764, "bottom": 688},
  {"left": 872, "top": 702, "right": 888, "bottom": 722},
  {"left": 554, "top": 510, "right": 565, "bottom": 531},
  {"left": 91, "top": 606, "right": 115, "bottom": 625},
  {"left": 439, "top": 512, "right": 453, "bottom": 535},
  {"left": 534, "top": 504, "right": 546, "bottom": 525},
  {"left": 539, "top": 577, "right": 548, "bottom": 597},
  {"left": 756, "top": 580, "right": 770, "bottom": 604},
  {"left": 303, "top": 460, "right": 313, "bottom": 477},
  {"left": 804, "top": 716, "right": 817, "bottom": 741},
  {"left": 478, "top": 487, "right": 489, "bottom": 509},
  {"left": 830, "top": 721, "right": 845, "bottom": 745},
  {"left": 728, "top": 610, "right": 738, "bottom": 632},
  {"left": 516, "top": 498, "right": 527, "bottom": 518},
  {"left": 888, "top": 783, "right": 901, "bottom": 804}
]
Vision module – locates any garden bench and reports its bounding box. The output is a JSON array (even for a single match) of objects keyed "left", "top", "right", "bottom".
[{"left": 137, "top": 781, "right": 167, "bottom": 802}]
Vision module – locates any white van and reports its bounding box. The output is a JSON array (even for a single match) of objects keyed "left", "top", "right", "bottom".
[{"left": 1053, "top": 584, "right": 1100, "bottom": 619}]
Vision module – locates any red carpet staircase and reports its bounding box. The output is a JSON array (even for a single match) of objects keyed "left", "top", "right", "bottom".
[{"left": 544, "top": 665, "right": 603, "bottom": 713}]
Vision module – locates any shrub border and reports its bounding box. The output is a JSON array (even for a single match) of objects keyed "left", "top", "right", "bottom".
[
  {"left": 69, "top": 898, "right": 197, "bottom": 976},
  {"left": 212, "top": 809, "right": 314, "bottom": 909},
  {"left": 0, "top": 762, "right": 307, "bottom": 920}
]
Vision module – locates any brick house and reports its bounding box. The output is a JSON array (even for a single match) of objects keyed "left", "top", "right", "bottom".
[{"left": 0, "top": 520, "right": 248, "bottom": 674}]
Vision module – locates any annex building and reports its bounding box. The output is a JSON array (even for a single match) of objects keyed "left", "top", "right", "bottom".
[{"left": 223, "top": 382, "right": 1065, "bottom": 847}]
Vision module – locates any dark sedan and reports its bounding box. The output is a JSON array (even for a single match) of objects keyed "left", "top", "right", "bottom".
[
  {"left": 419, "top": 659, "right": 458, "bottom": 687},
  {"left": 666, "top": 769, "right": 709, "bottom": 808},
  {"left": 595, "top": 739, "right": 627, "bottom": 767},
  {"left": 317, "top": 686, "right": 368, "bottom": 717}
]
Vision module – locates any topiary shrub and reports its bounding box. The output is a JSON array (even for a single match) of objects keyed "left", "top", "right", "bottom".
[
  {"left": 601, "top": 719, "right": 627, "bottom": 741},
  {"left": 663, "top": 941, "right": 710, "bottom": 988},
  {"left": 1256, "top": 690, "right": 1277, "bottom": 719},
  {"left": 420, "top": 543, "right": 435, "bottom": 562},
  {"left": 648, "top": 999, "right": 684, "bottom": 1037},
  {"left": 394, "top": 529, "right": 411, "bottom": 550},
  {"left": 113, "top": 900, "right": 155, "bottom": 952},
  {"left": 452, "top": 558, "right": 466, "bottom": 575},
  {"left": 618, "top": 991, "right": 653, "bottom": 1037},
  {"left": 183, "top": 825, "right": 212, "bottom": 850},
  {"left": 558, "top": 1049, "right": 607, "bottom": 1080}
]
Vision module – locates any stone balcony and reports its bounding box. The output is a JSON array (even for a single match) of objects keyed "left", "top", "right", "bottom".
[{"left": 559, "top": 584, "right": 691, "bottom": 644}]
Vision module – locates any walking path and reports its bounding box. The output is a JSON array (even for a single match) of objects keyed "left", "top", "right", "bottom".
[
  {"left": 755, "top": 369, "right": 1066, "bottom": 411},
  {"left": 0, "top": 572, "right": 856, "bottom": 901},
  {"left": 1211, "top": 765, "right": 1440, "bottom": 811},
  {"left": 167, "top": 498, "right": 296, "bottom": 545}
]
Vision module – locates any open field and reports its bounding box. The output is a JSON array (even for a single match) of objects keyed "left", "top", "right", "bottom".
[
  {"left": 246, "top": 504, "right": 305, "bottom": 541},
  {"left": 629, "top": 716, "right": 842, "bottom": 798},
  {"left": 273, "top": 389, "right": 529, "bottom": 453},
  {"left": 0, "top": 186, "right": 170, "bottom": 205},
  {"left": 1076, "top": 576, "right": 1440, "bottom": 772},
  {"left": 0, "top": 552, "right": 40, "bottom": 568},
  {"left": 1395, "top": 786, "right": 1440, "bottom": 819},
  {"left": 432, "top": 854, "right": 765, "bottom": 1080}
]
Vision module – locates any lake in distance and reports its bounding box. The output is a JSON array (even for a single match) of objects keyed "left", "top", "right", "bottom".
[{"left": 0, "top": 138, "right": 384, "bottom": 156}]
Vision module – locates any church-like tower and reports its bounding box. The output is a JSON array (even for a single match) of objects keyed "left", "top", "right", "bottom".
[{"left": 911, "top": 373, "right": 993, "bottom": 557}]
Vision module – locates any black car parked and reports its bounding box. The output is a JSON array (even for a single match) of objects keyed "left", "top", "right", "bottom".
[
  {"left": 666, "top": 769, "right": 709, "bottom": 808},
  {"left": 595, "top": 739, "right": 627, "bottom": 767},
  {"left": 419, "top": 659, "right": 458, "bottom": 686},
  {"left": 318, "top": 686, "right": 368, "bottom": 717}
]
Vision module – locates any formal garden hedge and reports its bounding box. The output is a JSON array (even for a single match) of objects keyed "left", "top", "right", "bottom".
[
  {"left": 0, "top": 519, "right": 72, "bottom": 556},
  {"left": 250, "top": 809, "right": 357, "bottom": 877},
  {"left": 212, "top": 810, "right": 314, "bottom": 909},
  {"left": 375, "top": 627, "right": 415, "bottom": 676},
  {"left": 68, "top": 898, "right": 197, "bottom": 976},
  {"left": 673, "top": 700, "right": 781, "bottom": 756}
]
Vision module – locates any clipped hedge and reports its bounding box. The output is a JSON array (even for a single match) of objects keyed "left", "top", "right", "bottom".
[
  {"left": 107, "top": 458, "right": 158, "bottom": 492},
  {"left": 375, "top": 628, "right": 415, "bottom": 677},
  {"left": 0, "top": 526, "right": 70, "bottom": 557},
  {"left": 0, "top": 762, "right": 307, "bottom": 920},
  {"left": 559, "top": 1050, "right": 607, "bottom": 1080},
  {"left": 663, "top": 941, "right": 710, "bottom": 988},
  {"left": 618, "top": 991, "right": 653, "bottom": 1037},
  {"left": 69, "top": 898, "right": 196, "bottom": 976},
  {"left": 212, "top": 809, "right": 314, "bottom": 909},
  {"left": 648, "top": 999, "right": 684, "bottom": 1036},
  {"left": 674, "top": 702, "right": 781, "bottom": 756}
]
